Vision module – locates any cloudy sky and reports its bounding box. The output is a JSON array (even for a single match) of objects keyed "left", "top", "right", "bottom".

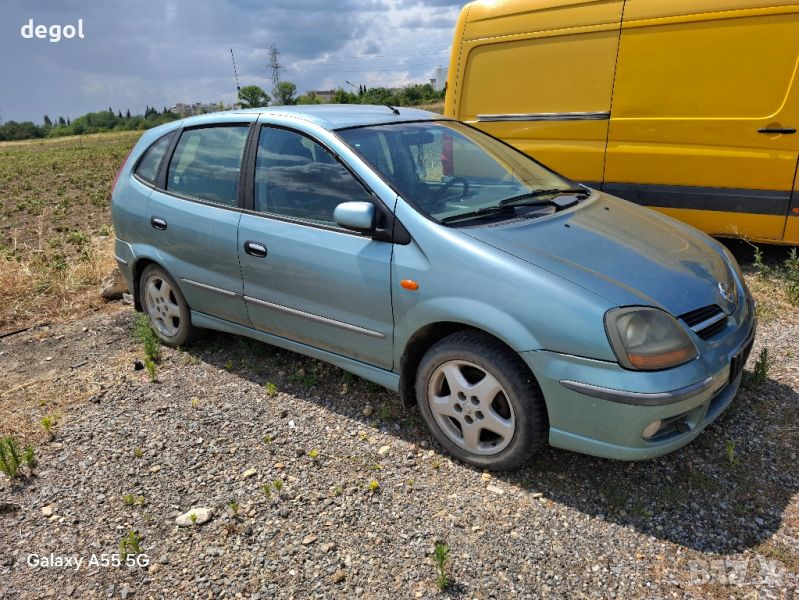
[{"left": 1, "top": 0, "right": 464, "bottom": 123}]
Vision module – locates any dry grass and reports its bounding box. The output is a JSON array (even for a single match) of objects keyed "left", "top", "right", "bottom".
[
  {"left": 0, "top": 130, "right": 141, "bottom": 334},
  {"left": 0, "top": 235, "right": 116, "bottom": 333}
]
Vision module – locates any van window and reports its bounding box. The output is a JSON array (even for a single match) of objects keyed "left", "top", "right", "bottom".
[
  {"left": 613, "top": 15, "right": 799, "bottom": 118},
  {"left": 253, "top": 127, "right": 372, "bottom": 226},
  {"left": 166, "top": 125, "right": 249, "bottom": 206},
  {"left": 135, "top": 132, "right": 174, "bottom": 184}
]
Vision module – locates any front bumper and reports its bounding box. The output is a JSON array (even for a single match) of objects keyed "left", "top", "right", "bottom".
[{"left": 522, "top": 295, "right": 756, "bottom": 461}]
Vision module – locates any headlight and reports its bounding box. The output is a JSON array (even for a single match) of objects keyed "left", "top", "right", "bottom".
[{"left": 605, "top": 307, "right": 698, "bottom": 371}]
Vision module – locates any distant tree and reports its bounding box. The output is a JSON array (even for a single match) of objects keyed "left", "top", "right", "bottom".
[
  {"left": 296, "top": 91, "right": 322, "bottom": 105},
  {"left": 67, "top": 117, "right": 71, "bottom": 125},
  {"left": 238, "top": 85, "right": 270, "bottom": 108},
  {"left": 43, "top": 115, "right": 52, "bottom": 127},
  {"left": 125, "top": 109, "right": 131, "bottom": 119},
  {"left": 118, "top": 110, "right": 122, "bottom": 118},
  {"left": 332, "top": 88, "right": 357, "bottom": 104},
  {"left": 273, "top": 81, "right": 297, "bottom": 106},
  {"left": 58, "top": 116, "right": 66, "bottom": 126}
]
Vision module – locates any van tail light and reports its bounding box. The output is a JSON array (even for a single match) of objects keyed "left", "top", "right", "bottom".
[
  {"left": 111, "top": 149, "right": 134, "bottom": 196},
  {"left": 441, "top": 134, "right": 454, "bottom": 177}
]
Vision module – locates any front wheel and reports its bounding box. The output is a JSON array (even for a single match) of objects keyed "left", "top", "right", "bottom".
[
  {"left": 139, "top": 264, "right": 199, "bottom": 347},
  {"left": 415, "top": 331, "right": 548, "bottom": 470}
]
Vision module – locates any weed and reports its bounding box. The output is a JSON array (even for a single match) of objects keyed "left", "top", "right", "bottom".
[
  {"left": 133, "top": 313, "right": 161, "bottom": 363},
  {"left": 751, "top": 243, "right": 770, "bottom": 277},
  {"left": 228, "top": 500, "right": 240, "bottom": 518},
  {"left": 264, "top": 381, "right": 277, "bottom": 397},
  {"left": 433, "top": 541, "right": 451, "bottom": 591},
  {"left": 785, "top": 248, "right": 799, "bottom": 304},
  {"left": 224, "top": 360, "right": 234, "bottom": 370},
  {"left": 331, "top": 485, "right": 343, "bottom": 497},
  {"left": 66, "top": 230, "right": 89, "bottom": 246},
  {"left": 431, "top": 461, "right": 441, "bottom": 470},
  {"left": 122, "top": 494, "right": 145, "bottom": 506},
  {"left": 261, "top": 484, "right": 272, "bottom": 497},
  {"left": 189, "top": 512, "right": 198, "bottom": 524},
  {"left": 368, "top": 479, "right": 380, "bottom": 493},
  {"left": 309, "top": 449, "right": 319, "bottom": 460},
  {"left": 40, "top": 415, "right": 56, "bottom": 437},
  {"left": 0, "top": 437, "right": 22, "bottom": 479},
  {"left": 342, "top": 370, "right": 355, "bottom": 384},
  {"left": 144, "top": 358, "right": 157, "bottom": 383},
  {"left": 119, "top": 530, "right": 143, "bottom": 559},
  {"left": 22, "top": 445, "right": 37, "bottom": 469},
  {"left": 133, "top": 447, "right": 143, "bottom": 459},
  {"left": 378, "top": 406, "right": 390, "bottom": 420},
  {"left": 745, "top": 347, "right": 772, "bottom": 389},
  {"left": 190, "top": 398, "right": 199, "bottom": 409},
  {"left": 725, "top": 439, "right": 740, "bottom": 467},
  {"left": 289, "top": 368, "right": 317, "bottom": 388},
  {"left": 272, "top": 478, "right": 283, "bottom": 491},
  {"left": 97, "top": 224, "right": 112, "bottom": 236}
]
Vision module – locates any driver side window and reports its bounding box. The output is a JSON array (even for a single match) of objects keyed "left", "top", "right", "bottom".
[{"left": 254, "top": 127, "right": 372, "bottom": 226}]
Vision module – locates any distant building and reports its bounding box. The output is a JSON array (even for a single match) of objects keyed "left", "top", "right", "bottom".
[
  {"left": 309, "top": 90, "right": 335, "bottom": 102},
  {"left": 168, "top": 102, "right": 221, "bottom": 116},
  {"left": 433, "top": 66, "right": 448, "bottom": 91}
]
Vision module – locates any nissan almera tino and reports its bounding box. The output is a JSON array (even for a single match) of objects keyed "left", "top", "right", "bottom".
[{"left": 111, "top": 105, "right": 755, "bottom": 470}]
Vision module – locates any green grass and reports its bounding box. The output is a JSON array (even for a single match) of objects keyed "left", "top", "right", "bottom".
[{"left": 433, "top": 541, "right": 451, "bottom": 591}]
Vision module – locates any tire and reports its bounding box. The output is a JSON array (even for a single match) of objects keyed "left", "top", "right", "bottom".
[
  {"left": 415, "top": 330, "right": 548, "bottom": 470},
  {"left": 138, "top": 264, "right": 200, "bottom": 347}
]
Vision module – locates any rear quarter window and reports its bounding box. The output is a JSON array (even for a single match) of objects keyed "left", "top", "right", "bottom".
[{"left": 134, "top": 132, "right": 174, "bottom": 184}]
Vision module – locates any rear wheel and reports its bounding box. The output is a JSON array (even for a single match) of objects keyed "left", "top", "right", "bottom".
[
  {"left": 139, "top": 264, "right": 199, "bottom": 347},
  {"left": 415, "top": 331, "right": 548, "bottom": 470}
]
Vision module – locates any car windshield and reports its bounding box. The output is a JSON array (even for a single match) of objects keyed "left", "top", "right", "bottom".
[{"left": 337, "top": 121, "right": 581, "bottom": 224}]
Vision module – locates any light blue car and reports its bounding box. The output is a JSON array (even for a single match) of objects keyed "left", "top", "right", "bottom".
[{"left": 111, "top": 105, "right": 755, "bottom": 470}]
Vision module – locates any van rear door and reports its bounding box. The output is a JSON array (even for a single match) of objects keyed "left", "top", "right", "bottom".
[
  {"left": 450, "top": 0, "right": 625, "bottom": 186},
  {"left": 604, "top": 0, "right": 799, "bottom": 242}
]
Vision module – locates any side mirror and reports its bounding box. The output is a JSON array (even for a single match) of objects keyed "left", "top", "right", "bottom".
[{"left": 334, "top": 201, "right": 375, "bottom": 232}]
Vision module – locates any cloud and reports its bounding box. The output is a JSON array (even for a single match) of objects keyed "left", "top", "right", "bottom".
[{"left": 0, "top": 0, "right": 463, "bottom": 122}]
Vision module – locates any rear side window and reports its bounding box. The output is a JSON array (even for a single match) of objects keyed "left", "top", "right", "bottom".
[
  {"left": 166, "top": 125, "right": 250, "bottom": 206},
  {"left": 135, "top": 132, "right": 174, "bottom": 184},
  {"left": 253, "top": 127, "right": 372, "bottom": 226}
]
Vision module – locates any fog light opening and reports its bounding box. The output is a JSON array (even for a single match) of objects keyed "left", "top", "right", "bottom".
[{"left": 642, "top": 420, "right": 663, "bottom": 440}]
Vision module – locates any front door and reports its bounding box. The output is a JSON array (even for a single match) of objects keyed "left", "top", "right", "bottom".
[{"left": 237, "top": 125, "right": 395, "bottom": 369}]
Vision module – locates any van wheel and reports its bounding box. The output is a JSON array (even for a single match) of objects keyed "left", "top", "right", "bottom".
[
  {"left": 415, "top": 331, "right": 548, "bottom": 470},
  {"left": 139, "top": 264, "right": 199, "bottom": 347}
]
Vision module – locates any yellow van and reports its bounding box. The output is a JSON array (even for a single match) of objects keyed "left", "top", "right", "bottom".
[{"left": 444, "top": 0, "right": 799, "bottom": 244}]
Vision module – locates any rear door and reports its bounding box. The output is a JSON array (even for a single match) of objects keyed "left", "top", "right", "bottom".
[
  {"left": 237, "top": 124, "right": 395, "bottom": 369},
  {"left": 604, "top": 0, "right": 799, "bottom": 241},
  {"left": 454, "top": 0, "right": 625, "bottom": 185},
  {"left": 145, "top": 118, "right": 253, "bottom": 325}
]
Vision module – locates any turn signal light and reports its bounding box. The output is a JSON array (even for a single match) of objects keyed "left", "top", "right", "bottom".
[{"left": 400, "top": 279, "right": 419, "bottom": 291}]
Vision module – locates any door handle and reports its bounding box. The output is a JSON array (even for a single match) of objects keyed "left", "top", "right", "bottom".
[
  {"left": 244, "top": 241, "right": 267, "bottom": 258},
  {"left": 150, "top": 217, "right": 167, "bottom": 230},
  {"left": 758, "top": 127, "right": 796, "bottom": 134}
]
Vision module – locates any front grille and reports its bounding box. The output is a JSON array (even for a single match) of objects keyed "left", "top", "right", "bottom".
[{"left": 680, "top": 304, "right": 728, "bottom": 340}]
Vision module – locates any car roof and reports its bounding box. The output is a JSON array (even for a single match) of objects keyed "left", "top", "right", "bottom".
[{"left": 181, "top": 104, "right": 449, "bottom": 131}]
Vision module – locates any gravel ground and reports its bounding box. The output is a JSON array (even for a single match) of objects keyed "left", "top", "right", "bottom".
[{"left": 1, "top": 289, "right": 798, "bottom": 598}]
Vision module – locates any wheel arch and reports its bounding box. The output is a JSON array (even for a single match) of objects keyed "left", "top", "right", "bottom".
[
  {"left": 398, "top": 321, "right": 543, "bottom": 409},
  {"left": 131, "top": 257, "right": 163, "bottom": 312}
]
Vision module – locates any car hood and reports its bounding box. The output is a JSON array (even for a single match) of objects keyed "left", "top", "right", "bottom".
[{"left": 463, "top": 193, "right": 733, "bottom": 316}]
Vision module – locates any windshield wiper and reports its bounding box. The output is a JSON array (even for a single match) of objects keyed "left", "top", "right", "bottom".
[
  {"left": 440, "top": 205, "right": 515, "bottom": 224},
  {"left": 499, "top": 187, "right": 588, "bottom": 207},
  {"left": 441, "top": 187, "right": 588, "bottom": 225}
]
